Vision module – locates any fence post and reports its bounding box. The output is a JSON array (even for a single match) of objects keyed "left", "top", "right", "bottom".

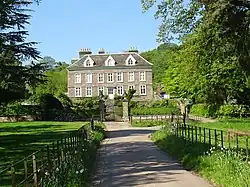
[
  {"left": 199, "top": 127, "right": 201, "bottom": 142},
  {"left": 236, "top": 134, "right": 239, "bottom": 153},
  {"left": 140, "top": 116, "right": 141, "bottom": 122},
  {"left": 191, "top": 126, "right": 194, "bottom": 144},
  {"left": 195, "top": 126, "right": 197, "bottom": 143},
  {"left": 181, "top": 124, "right": 184, "bottom": 137},
  {"left": 188, "top": 125, "right": 190, "bottom": 140},
  {"left": 228, "top": 132, "right": 231, "bottom": 149},
  {"left": 64, "top": 136, "right": 67, "bottom": 153},
  {"left": 24, "top": 159, "right": 28, "bottom": 187},
  {"left": 91, "top": 118, "right": 94, "bottom": 130},
  {"left": 246, "top": 137, "right": 249, "bottom": 159},
  {"left": 204, "top": 128, "right": 206, "bottom": 145},
  {"left": 184, "top": 124, "right": 187, "bottom": 139},
  {"left": 176, "top": 124, "right": 179, "bottom": 137},
  {"left": 52, "top": 142, "right": 55, "bottom": 156},
  {"left": 183, "top": 113, "right": 186, "bottom": 125},
  {"left": 11, "top": 165, "right": 16, "bottom": 187},
  {"left": 221, "top": 131, "right": 223, "bottom": 148},
  {"left": 32, "top": 154, "right": 38, "bottom": 187},
  {"left": 171, "top": 112, "right": 173, "bottom": 123},
  {"left": 57, "top": 140, "right": 60, "bottom": 165},
  {"left": 208, "top": 129, "right": 211, "bottom": 148},
  {"left": 47, "top": 145, "right": 51, "bottom": 173},
  {"left": 214, "top": 129, "right": 217, "bottom": 147}
]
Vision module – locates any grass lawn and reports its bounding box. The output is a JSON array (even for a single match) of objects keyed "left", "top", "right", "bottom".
[
  {"left": 191, "top": 118, "right": 250, "bottom": 131},
  {"left": 0, "top": 121, "right": 84, "bottom": 172}
]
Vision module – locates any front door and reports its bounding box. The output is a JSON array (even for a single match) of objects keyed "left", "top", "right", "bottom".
[{"left": 107, "top": 87, "right": 114, "bottom": 99}]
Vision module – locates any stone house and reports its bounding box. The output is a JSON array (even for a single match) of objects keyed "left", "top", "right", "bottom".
[{"left": 67, "top": 48, "right": 153, "bottom": 100}]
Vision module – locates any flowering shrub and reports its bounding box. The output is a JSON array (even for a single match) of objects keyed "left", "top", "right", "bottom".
[{"left": 42, "top": 122, "right": 105, "bottom": 187}]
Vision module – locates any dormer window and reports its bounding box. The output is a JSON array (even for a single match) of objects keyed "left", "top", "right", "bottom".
[
  {"left": 105, "top": 56, "right": 115, "bottom": 66},
  {"left": 108, "top": 59, "right": 113, "bottom": 66},
  {"left": 128, "top": 59, "right": 133, "bottom": 65},
  {"left": 83, "top": 56, "right": 94, "bottom": 67},
  {"left": 126, "top": 55, "right": 136, "bottom": 65},
  {"left": 86, "top": 59, "right": 91, "bottom": 67}
]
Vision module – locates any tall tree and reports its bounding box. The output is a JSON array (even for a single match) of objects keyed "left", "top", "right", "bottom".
[
  {"left": 143, "top": 0, "right": 250, "bottom": 105},
  {"left": 0, "top": 0, "right": 45, "bottom": 104},
  {"left": 140, "top": 43, "right": 178, "bottom": 88}
]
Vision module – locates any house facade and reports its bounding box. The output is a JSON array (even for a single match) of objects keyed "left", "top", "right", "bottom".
[{"left": 67, "top": 48, "right": 153, "bottom": 100}]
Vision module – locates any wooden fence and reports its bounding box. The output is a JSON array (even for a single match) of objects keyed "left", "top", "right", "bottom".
[
  {"left": 129, "top": 113, "right": 202, "bottom": 124},
  {"left": 0, "top": 122, "right": 94, "bottom": 187},
  {"left": 172, "top": 123, "right": 250, "bottom": 157}
]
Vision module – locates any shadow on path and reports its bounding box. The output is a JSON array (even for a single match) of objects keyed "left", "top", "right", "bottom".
[{"left": 92, "top": 122, "right": 213, "bottom": 187}]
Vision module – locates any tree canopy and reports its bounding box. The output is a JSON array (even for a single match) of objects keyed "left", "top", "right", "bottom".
[
  {"left": 142, "top": 0, "right": 250, "bottom": 106},
  {"left": 140, "top": 43, "right": 178, "bottom": 88},
  {"left": 0, "top": 0, "right": 46, "bottom": 104}
]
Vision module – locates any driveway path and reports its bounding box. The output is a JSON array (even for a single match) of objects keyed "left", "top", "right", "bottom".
[{"left": 92, "top": 122, "right": 213, "bottom": 187}]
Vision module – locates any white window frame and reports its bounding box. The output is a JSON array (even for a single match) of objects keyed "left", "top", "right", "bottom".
[
  {"left": 86, "top": 87, "right": 92, "bottom": 97},
  {"left": 139, "top": 72, "right": 146, "bottom": 81},
  {"left": 117, "top": 72, "right": 123, "bottom": 82},
  {"left": 75, "top": 73, "right": 81, "bottom": 83},
  {"left": 86, "top": 73, "right": 92, "bottom": 83},
  {"left": 107, "top": 73, "right": 114, "bottom": 82},
  {"left": 117, "top": 86, "right": 123, "bottom": 96},
  {"left": 128, "top": 85, "right": 135, "bottom": 91},
  {"left": 98, "top": 73, "right": 104, "bottom": 83},
  {"left": 98, "top": 86, "right": 104, "bottom": 96},
  {"left": 125, "top": 54, "right": 136, "bottom": 65},
  {"left": 75, "top": 87, "right": 81, "bottom": 97},
  {"left": 128, "top": 72, "right": 134, "bottom": 82},
  {"left": 83, "top": 56, "right": 94, "bottom": 67},
  {"left": 86, "top": 59, "right": 91, "bottom": 67},
  {"left": 140, "top": 85, "right": 147, "bottom": 95},
  {"left": 105, "top": 56, "right": 115, "bottom": 66}
]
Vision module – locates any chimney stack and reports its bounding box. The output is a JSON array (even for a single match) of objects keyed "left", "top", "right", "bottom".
[
  {"left": 71, "top": 58, "right": 78, "bottom": 64},
  {"left": 128, "top": 46, "right": 139, "bottom": 53},
  {"left": 79, "top": 48, "right": 92, "bottom": 58},
  {"left": 98, "top": 48, "right": 105, "bottom": 54}
]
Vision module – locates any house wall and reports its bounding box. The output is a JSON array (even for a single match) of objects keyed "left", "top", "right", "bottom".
[{"left": 67, "top": 68, "right": 153, "bottom": 100}]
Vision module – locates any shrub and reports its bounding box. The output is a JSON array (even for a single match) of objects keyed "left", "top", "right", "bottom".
[
  {"left": 57, "top": 93, "right": 73, "bottom": 109},
  {"left": 0, "top": 101, "right": 40, "bottom": 116},
  {"left": 217, "top": 105, "right": 250, "bottom": 118},
  {"left": 73, "top": 98, "right": 100, "bottom": 118},
  {"left": 190, "top": 104, "right": 217, "bottom": 117}
]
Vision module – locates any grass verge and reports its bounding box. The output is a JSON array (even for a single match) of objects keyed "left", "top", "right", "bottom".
[
  {"left": 191, "top": 118, "right": 250, "bottom": 131},
  {"left": 152, "top": 127, "right": 250, "bottom": 187}
]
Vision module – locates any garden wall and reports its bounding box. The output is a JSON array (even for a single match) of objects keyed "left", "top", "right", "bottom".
[{"left": 0, "top": 115, "right": 39, "bottom": 122}]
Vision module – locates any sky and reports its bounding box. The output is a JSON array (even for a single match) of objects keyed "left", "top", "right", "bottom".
[{"left": 27, "top": 0, "right": 161, "bottom": 63}]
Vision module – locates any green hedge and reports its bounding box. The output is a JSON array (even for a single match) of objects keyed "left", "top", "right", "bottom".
[
  {"left": 131, "top": 107, "right": 178, "bottom": 115},
  {"left": 190, "top": 104, "right": 250, "bottom": 118},
  {"left": 190, "top": 104, "right": 217, "bottom": 117},
  {"left": 217, "top": 105, "right": 250, "bottom": 118}
]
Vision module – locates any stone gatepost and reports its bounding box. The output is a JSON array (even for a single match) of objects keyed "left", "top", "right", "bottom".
[
  {"left": 122, "top": 101, "right": 129, "bottom": 122},
  {"left": 99, "top": 100, "right": 105, "bottom": 122}
]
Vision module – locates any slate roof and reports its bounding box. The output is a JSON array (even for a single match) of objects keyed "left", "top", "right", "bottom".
[{"left": 67, "top": 52, "right": 153, "bottom": 70}]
